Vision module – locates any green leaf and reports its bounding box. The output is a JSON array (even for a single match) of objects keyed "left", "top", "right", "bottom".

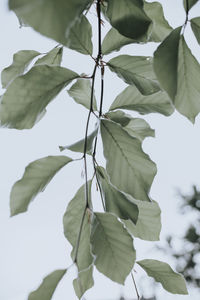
[
  {"left": 9, "top": 0, "right": 92, "bottom": 45},
  {"left": 191, "top": 17, "right": 200, "bottom": 45},
  {"left": 174, "top": 36, "right": 200, "bottom": 122},
  {"left": 109, "top": 86, "right": 174, "bottom": 116},
  {"left": 59, "top": 126, "right": 98, "bottom": 154},
  {"left": 96, "top": 166, "right": 139, "bottom": 224},
  {"left": 0, "top": 65, "right": 78, "bottom": 129},
  {"left": 124, "top": 199, "right": 161, "bottom": 241},
  {"left": 183, "top": 0, "right": 199, "bottom": 11},
  {"left": 68, "top": 78, "right": 97, "bottom": 111},
  {"left": 65, "top": 15, "right": 93, "bottom": 55},
  {"left": 154, "top": 27, "right": 182, "bottom": 100},
  {"left": 101, "top": 119, "right": 157, "bottom": 201},
  {"left": 10, "top": 156, "right": 72, "bottom": 216},
  {"left": 63, "top": 182, "right": 93, "bottom": 271},
  {"left": 90, "top": 212, "right": 136, "bottom": 284},
  {"left": 35, "top": 47, "right": 63, "bottom": 66},
  {"left": 108, "top": 55, "right": 160, "bottom": 95},
  {"left": 137, "top": 259, "right": 188, "bottom": 295},
  {"left": 105, "top": 111, "right": 155, "bottom": 141},
  {"left": 73, "top": 265, "right": 94, "bottom": 299},
  {"left": 28, "top": 269, "right": 67, "bottom": 300},
  {"left": 106, "top": 0, "right": 151, "bottom": 40},
  {"left": 1, "top": 50, "right": 40, "bottom": 88}
]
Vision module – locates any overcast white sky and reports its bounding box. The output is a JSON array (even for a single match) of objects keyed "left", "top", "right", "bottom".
[{"left": 0, "top": 1, "right": 200, "bottom": 300}]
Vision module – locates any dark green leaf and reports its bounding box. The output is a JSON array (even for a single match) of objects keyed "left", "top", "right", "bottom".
[
  {"left": 73, "top": 265, "right": 94, "bottom": 299},
  {"left": 101, "top": 119, "right": 157, "bottom": 201},
  {"left": 28, "top": 269, "right": 66, "bottom": 300},
  {"left": 35, "top": 47, "right": 63, "bottom": 66},
  {"left": 10, "top": 156, "right": 72, "bottom": 216},
  {"left": 91, "top": 212, "right": 136, "bottom": 284},
  {"left": 0, "top": 65, "right": 79, "bottom": 129},
  {"left": 183, "top": 0, "right": 199, "bottom": 11},
  {"left": 109, "top": 86, "right": 174, "bottom": 116},
  {"left": 1, "top": 50, "right": 40, "bottom": 88},
  {"left": 137, "top": 259, "right": 188, "bottom": 294},
  {"left": 68, "top": 78, "right": 97, "bottom": 110},
  {"left": 108, "top": 55, "right": 160, "bottom": 95},
  {"left": 191, "top": 17, "right": 200, "bottom": 45}
]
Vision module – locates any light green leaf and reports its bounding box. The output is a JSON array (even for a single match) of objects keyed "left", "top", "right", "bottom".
[
  {"left": 154, "top": 27, "right": 181, "bottom": 100},
  {"left": 28, "top": 269, "right": 67, "bottom": 300},
  {"left": 137, "top": 259, "right": 188, "bottom": 294},
  {"left": 96, "top": 166, "right": 139, "bottom": 224},
  {"left": 63, "top": 182, "right": 93, "bottom": 271},
  {"left": 124, "top": 199, "right": 161, "bottom": 241},
  {"left": 68, "top": 78, "right": 97, "bottom": 111},
  {"left": 1, "top": 50, "right": 40, "bottom": 88},
  {"left": 0, "top": 65, "right": 78, "bottom": 129},
  {"left": 183, "top": 0, "right": 199, "bottom": 11},
  {"left": 106, "top": 0, "right": 151, "bottom": 40},
  {"left": 59, "top": 126, "right": 98, "bottom": 154},
  {"left": 191, "top": 17, "right": 200, "bottom": 45},
  {"left": 101, "top": 119, "right": 157, "bottom": 201},
  {"left": 10, "top": 156, "right": 72, "bottom": 216},
  {"left": 91, "top": 212, "right": 136, "bottom": 284},
  {"left": 73, "top": 265, "right": 94, "bottom": 299},
  {"left": 109, "top": 86, "right": 174, "bottom": 116},
  {"left": 108, "top": 55, "right": 160, "bottom": 95},
  {"left": 175, "top": 36, "right": 200, "bottom": 122},
  {"left": 35, "top": 47, "right": 63, "bottom": 66},
  {"left": 9, "top": 0, "right": 92, "bottom": 45}
]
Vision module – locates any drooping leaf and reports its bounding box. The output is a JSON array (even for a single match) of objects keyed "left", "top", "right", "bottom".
[
  {"left": 191, "top": 17, "right": 200, "bottom": 45},
  {"left": 124, "top": 199, "right": 161, "bottom": 241},
  {"left": 73, "top": 265, "right": 94, "bottom": 299},
  {"left": 10, "top": 156, "right": 72, "bottom": 216},
  {"left": 59, "top": 126, "right": 98, "bottom": 155},
  {"left": 154, "top": 27, "right": 182, "bottom": 100},
  {"left": 9, "top": 0, "right": 92, "bottom": 45},
  {"left": 1, "top": 50, "right": 40, "bottom": 88},
  {"left": 90, "top": 212, "right": 136, "bottom": 284},
  {"left": 101, "top": 119, "right": 157, "bottom": 201},
  {"left": 105, "top": 111, "right": 155, "bottom": 141},
  {"left": 137, "top": 259, "right": 188, "bottom": 294},
  {"left": 35, "top": 47, "right": 63, "bottom": 66},
  {"left": 175, "top": 36, "right": 200, "bottom": 122},
  {"left": 28, "top": 269, "right": 67, "bottom": 300},
  {"left": 96, "top": 166, "right": 139, "bottom": 224},
  {"left": 0, "top": 65, "right": 79, "bottom": 129},
  {"left": 63, "top": 182, "right": 93, "bottom": 271},
  {"left": 109, "top": 86, "right": 174, "bottom": 116},
  {"left": 106, "top": 0, "right": 151, "bottom": 40},
  {"left": 183, "top": 0, "right": 199, "bottom": 11},
  {"left": 68, "top": 78, "right": 97, "bottom": 111},
  {"left": 108, "top": 55, "right": 160, "bottom": 95}
]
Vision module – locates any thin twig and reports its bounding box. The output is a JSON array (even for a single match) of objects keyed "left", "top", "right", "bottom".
[{"left": 131, "top": 272, "right": 141, "bottom": 300}]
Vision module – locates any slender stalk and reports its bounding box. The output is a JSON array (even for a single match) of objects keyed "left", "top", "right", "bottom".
[{"left": 131, "top": 272, "right": 141, "bottom": 300}]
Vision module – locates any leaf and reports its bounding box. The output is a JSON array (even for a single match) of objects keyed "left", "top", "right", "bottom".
[
  {"left": 90, "top": 212, "right": 136, "bottom": 284},
  {"left": 1, "top": 50, "right": 40, "bottom": 88},
  {"left": 35, "top": 47, "right": 63, "bottom": 66},
  {"left": 9, "top": 0, "right": 92, "bottom": 45},
  {"left": 109, "top": 85, "right": 174, "bottom": 116},
  {"left": 106, "top": 0, "right": 151, "bottom": 40},
  {"left": 105, "top": 111, "right": 155, "bottom": 141},
  {"left": 0, "top": 65, "right": 79, "bottom": 129},
  {"left": 68, "top": 78, "right": 97, "bottom": 111},
  {"left": 73, "top": 265, "right": 94, "bottom": 299},
  {"left": 63, "top": 182, "right": 93, "bottom": 271},
  {"left": 183, "top": 0, "right": 199, "bottom": 11},
  {"left": 96, "top": 166, "right": 139, "bottom": 224},
  {"left": 191, "top": 17, "right": 200, "bottom": 45},
  {"left": 101, "top": 119, "right": 157, "bottom": 201},
  {"left": 124, "top": 199, "right": 161, "bottom": 241},
  {"left": 10, "top": 156, "right": 72, "bottom": 216},
  {"left": 59, "top": 126, "right": 98, "bottom": 155},
  {"left": 107, "top": 55, "right": 160, "bottom": 95},
  {"left": 137, "top": 259, "right": 188, "bottom": 295},
  {"left": 154, "top": 27, "right": 182, "bottom": 100},
  {"left": 28, "top": 269, "right": 67, "bottom": 300},
  {"left": 65, "top": 15, "right": 93, "bottom": 55}
]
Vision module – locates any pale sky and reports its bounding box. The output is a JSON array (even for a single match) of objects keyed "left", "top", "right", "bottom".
[{"left": 0, "top": 1, "right": 200, "bottom": 300}]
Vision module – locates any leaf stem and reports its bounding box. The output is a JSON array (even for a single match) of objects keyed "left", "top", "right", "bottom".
[{"left": 131, "top": 272, "right": 141, "bottom": 300}]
